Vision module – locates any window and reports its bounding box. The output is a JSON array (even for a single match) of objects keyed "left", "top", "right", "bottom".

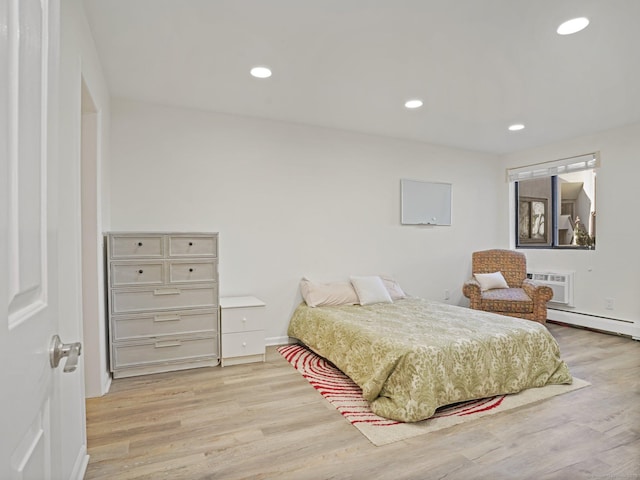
[{"left": 508, "top": 153, "right": 598, "bottom": 249}]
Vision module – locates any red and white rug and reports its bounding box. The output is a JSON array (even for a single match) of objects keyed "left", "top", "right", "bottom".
[{"left": 278, "top": 344, "right": 589, "bottom": 446}]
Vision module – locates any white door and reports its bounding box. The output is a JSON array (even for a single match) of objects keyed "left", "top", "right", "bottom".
[{"left": 1, "top": 0, "right": 85, "bottom": 478}]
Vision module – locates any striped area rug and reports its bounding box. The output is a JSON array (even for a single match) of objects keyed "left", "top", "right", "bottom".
[{"left": 278, "top": 344, "right": 589, "bottom": 446}]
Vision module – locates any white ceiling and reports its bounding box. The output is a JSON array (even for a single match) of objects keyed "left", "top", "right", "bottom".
[{"left": 82, "top": 0, "right": 640, "bottom": 154}]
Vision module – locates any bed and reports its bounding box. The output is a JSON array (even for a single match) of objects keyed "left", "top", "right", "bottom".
[{"left": 287, "top": 296, "right": 573, "bottom": 422}]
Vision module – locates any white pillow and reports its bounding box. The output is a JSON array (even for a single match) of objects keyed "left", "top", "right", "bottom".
[
  {"left": 379, "top": 275, "right": 407, "bottom": 300},
  {"left": 474, "top": 271, "right": 509, "bottom": 291},
  {"left": 350, "top": 276, "right": 393, "bottom": 305},
  {"left": 299, "top": 277, "right": 359, "bottom": 307}
]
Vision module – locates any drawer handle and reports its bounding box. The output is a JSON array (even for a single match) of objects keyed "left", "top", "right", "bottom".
[
  {"left": 189, "top": 242, "right": 193, "bottom": 246},
  {"left": 155, "top": 340, "right": 182, "bottom": 348},
  {"left": 153, "top": 288, "right": 181, "bottom": 296},
  {"left": 137, "top": 242, "right": 143, "bottom": 247},
  {"left": 138, "top": 269, "right": 144, "bottom": 274},
  {"left": 189, "top": 268, "right": 194, "bottom": 273},
  {"left": 242, "top": 342, "right": 247, "bottom": 347},
  {"left": 154, "top": 315, "right": 181, "bottom": 322}
]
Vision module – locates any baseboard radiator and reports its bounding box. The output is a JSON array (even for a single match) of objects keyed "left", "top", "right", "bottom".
[
  {"left": 527, "top": 271, "right": 638, "bottom": 339},
  {"left": 547, "top": 308, "right": 639, "bottom": 340}
]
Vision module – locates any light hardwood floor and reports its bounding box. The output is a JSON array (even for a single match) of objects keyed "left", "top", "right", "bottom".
[{"left": 85, "top": 323, "right": 640, "bottom": 480}]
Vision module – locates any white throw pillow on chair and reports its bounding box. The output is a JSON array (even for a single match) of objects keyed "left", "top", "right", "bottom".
[{"left": 474, "top": 272, "right": 509, "bottom": 291}]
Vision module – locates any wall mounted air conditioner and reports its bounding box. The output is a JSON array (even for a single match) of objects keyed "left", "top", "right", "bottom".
[{"left": 526, "top": 271, "right": 574, "bottom": 307}]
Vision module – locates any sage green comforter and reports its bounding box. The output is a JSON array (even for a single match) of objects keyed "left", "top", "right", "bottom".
[{"left": 287, "top": 297, "right": 572, "bottom": 422}]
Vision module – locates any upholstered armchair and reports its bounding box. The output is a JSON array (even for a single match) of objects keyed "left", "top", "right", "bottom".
[{"left": 462, "top": 249, "right": 553, "bottom": 324}]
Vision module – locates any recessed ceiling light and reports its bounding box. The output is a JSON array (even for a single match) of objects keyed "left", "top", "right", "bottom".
[
  {"left": 405, "top": 99, "right": 423, "bottom": 109},
  {"left": 508, "top": 124, "right": 525, "bottom": 131},
  {"left": 250, "top": 66, "right": 272, "bottom": 78},
  {"left": 557, "top": 17, "right": 589, "bottom": 35}
]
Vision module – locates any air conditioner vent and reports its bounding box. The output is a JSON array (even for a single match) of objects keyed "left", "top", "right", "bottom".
[
  {"left": 527, "top": 271, "right": 574, "bottom": 306},
  {"left": 550, "top": 274, "right": 566, "bottom": 282}
]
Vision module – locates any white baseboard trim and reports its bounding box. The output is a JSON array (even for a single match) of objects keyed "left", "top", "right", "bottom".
[
  {"left": 103, "top": 374, "right": 112, "bottom": 395},
  {"left": 548, "top": 308, "right": 640, "bottom": 340},
  {"left": 70, "top": 445, "right": 89, "bottom": 480},
  {"left": 85, "top": 372, "right": 112, "bottom": 399},
  {"left": 266, "top": 336, "right": 294, "bottom": 346}
]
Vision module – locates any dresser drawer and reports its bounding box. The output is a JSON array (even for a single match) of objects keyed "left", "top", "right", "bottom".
[
  {"left": 168, "top": 260, "right": 217, "bottom": 284},
  {"left": 221, "top": 330, "right": 264, "bottom": 358},
  {"left": 110, "top": 235, "right": 164, "bottom": 258},
  {"left": 112, "top": 309, "right": 217, "bottom": 341},
  {"left": 111, "top": 285, "right": 218, "bottom": 314},
  {"left": 168, "top": 235, "right": 217, "bottom": 257},
  {"left": 110, "top": 261, "right": 164, "bottom": 287},
  {"left": 112, "top": 336, "right": 218, "bottom": 368},
  {"left": 221, "top": 306, "right": 265, "bottom": 334}
]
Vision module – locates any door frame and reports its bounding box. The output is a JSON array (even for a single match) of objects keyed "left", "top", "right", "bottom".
[{"left": 80, "top": 75, "right": 110, "bottom": 398}]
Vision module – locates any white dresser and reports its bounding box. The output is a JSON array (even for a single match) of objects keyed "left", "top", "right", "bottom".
[
  {"left": 106, "top": 232, "right": 219, "bottom": 378},
  {"left": 220, "top": 296, "right": 266, "bottom": 367}
]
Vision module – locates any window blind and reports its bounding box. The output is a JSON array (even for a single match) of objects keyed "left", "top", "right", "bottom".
[{"left": 506, "top": 152, "right": 600, "bottom": 182}]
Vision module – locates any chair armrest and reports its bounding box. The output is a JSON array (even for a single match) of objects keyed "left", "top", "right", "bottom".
[
  {"left": 522, "top": 279, "right": 554, "bottom": 303},
  {"left": 463, "top": 278, "right": 482, "bottom": 310},
  {"left": 462, "top": 278, "right": 481, "bottom": 299}
]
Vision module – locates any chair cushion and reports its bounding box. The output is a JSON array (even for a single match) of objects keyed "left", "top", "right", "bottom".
[{"left": 481, "top": 288, "right": 533, "bottom": 314}]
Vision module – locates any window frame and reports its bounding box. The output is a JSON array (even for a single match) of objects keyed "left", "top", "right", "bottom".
[{"left": 509, "top": 153, "right": 598, "bottom": 251}]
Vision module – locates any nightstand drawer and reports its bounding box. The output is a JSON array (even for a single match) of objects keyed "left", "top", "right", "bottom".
[
  {"left": 221, "top": 331, "right": 265, "bottom": 358},
  {"left": 112, "top": 310, "right": 217, "bottom": 341},
  {"left": 168, "top": 260, "right": 217, "bottom": 284},
  {"left": 113, "top": 336, "right": 217, "bottom": 368},
  {"left": 110, "top": 235, "right": 164, "bottom": 258},
  {"left": 168, "top": 235, "right": 217, "bottom": 257},
  {"left": 111, "top": 261, "right": 164, "bottom": 287},
  {"left": 221, "top": 306, "right": 265, "bottom": 334},
  {"left": 111, "top": 285, "right": 218, "bottom": 314}
]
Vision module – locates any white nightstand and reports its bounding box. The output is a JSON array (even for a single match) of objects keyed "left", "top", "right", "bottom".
[{"left": 220, "top": 296, "right": 266, "bottom": 367}]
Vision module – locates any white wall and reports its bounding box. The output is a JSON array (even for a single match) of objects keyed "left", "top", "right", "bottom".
[
  {"left": 109, "top": 99, "right": 502, "bottom": 342},
  {"left": 60, "top": 0, "right": 111, "bottom": 404},
  {"left": 500, "top": 122, "right": 640, "bottom": 336}
]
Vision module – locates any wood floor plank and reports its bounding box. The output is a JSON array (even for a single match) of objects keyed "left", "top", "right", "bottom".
[{"left": 85, "top": 322, "right": 640, "bottom": 479}]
